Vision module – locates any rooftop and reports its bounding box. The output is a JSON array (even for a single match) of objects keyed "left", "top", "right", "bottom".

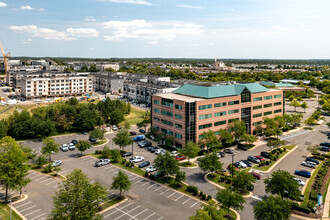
[
  {"left": 173, "top": 83, "right": 269, "bottom": 99},
  {"left": 155, "top": 92, "right": 205, "bottom": 102}
]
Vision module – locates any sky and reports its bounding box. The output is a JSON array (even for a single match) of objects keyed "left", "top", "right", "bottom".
[{"left": 0, "top": 0, "right": 330, "bottom": 59}]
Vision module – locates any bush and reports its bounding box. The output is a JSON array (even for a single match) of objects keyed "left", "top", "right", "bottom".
[
  {"left": 187, "top": 186, "right": 199, "bottom": 195},
  {"left": 201, "top": 194, "right": 206, "bottom": 200},
  {"left": 121, "top": 160, "right": 126, "bottom": 164},
  {"left": 149, "top": 174, "right": 155, "bottom": 180},
  {"left": 218, "top": 176, "right": 225, "bottom": 182},
  {"left": 144, "top": 171, "right": 149, "bottom": 177},
  {"left": 310, "top": 189, "right": 318, "bottom": 201},
  {"left": 266, "top": 160, "right": 270, "bottom": 165},
  {"left": 95, "top": 150, "right": 102, "bottom": 154},
  {"left": 292, "top": 203, "right": 311, "bottom": 213},
  {"left": 207, "top": 195, "right": 212, "bottom": 201},
  {"left": 307, "top": 200, "right": 317, "bottom": 212},
  {"left": 42, "top": 164, "right": 52, "bottom": 173},
  {"left": 199, "top": 191, "right": 204, "bottom": 197},
  {"left": 125, "top": 162, "right": 130, "bottom": 167},
  {"left": 35, "top": 155, "right": 48, "bottom": 167}
]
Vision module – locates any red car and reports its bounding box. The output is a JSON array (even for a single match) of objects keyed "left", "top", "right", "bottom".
[
  {"left": 249, "top": 171, "right": 261, "bottom": 180},
  {"left": 130, "top": 131, "right": 137, "bottom": 135},
  {"left": 227, "top": 164, "right": 239, "bottom": 171},
  {"left": 255, "top": 155, "right": 265, "bottom": 161},
  {"left": 175, "top": 155, "right": 186, "bottom": 160}
]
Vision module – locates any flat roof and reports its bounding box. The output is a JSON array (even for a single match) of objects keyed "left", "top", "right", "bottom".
[{"left": 155, "top": 92, "right": 205, "bottom": 102}]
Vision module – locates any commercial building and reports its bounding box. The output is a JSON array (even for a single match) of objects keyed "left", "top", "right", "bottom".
[{"left": 151, "top": 83, "right": 284, "bottom": 148}]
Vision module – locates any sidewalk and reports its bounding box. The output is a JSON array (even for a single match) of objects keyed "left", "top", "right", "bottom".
[{"left": 322, "top": 181, "right": 330, "bottom": 218}]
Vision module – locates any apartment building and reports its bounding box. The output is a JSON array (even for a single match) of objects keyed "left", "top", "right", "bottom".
[
  {"left": 151, "top": 83, "right": 284, "bottom": 148},
  {"left": 93, "top": 72, "right": 126, "bottom": 94},
  {"left": 21, "top": 73, "right": 94, "bottom": 99}
]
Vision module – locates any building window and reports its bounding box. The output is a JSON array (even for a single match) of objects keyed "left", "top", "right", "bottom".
[
  {"left": 175, "top": 133, "right": 182, "bottom": 139},
  {"left": 264, "top": 95, "right": 272, "bottom": 100},
  {"left": 241, "top": 88, "right": 251, "bottom": 103},
  {"left": 264, "top": 111, "right": 272, "bottom": 116},
  {"left": 199, "top": 104, "right": 212, "bottom": 110},
  {"left": 175, "top": 104, "right": 182, "bottom": 110},
  {"left": 161, "top": 110, "right": 173, "bottom": 117},
  {"left": 253, "top": 113, "right": 262, "bottom": 118},
  {"left": 253, "top": 97, "right": 262, "bottom": 102},
  {"left": 214, "top": 102, "right": 226, "bottom": 108},
  {"left": 154, "top": 100, "right": 159, "bottom": 105},
  {"left": 175, "top": 114, "right": 182, "bottom": 119},
  {"left": 228, "top": 100, "right": 239, "bottom": 106},
  {"left": 161, "top": 128, "right": 173, "bottom": 136},
  {"left": 153, "top": 108, "right": 159, "bottom": 113},
  {"left": 214, "top": 111, "right": 226, "bottom": 117},
  {"left": 274, "top": 102, "right": 282, "bottom": 106},
  {"left": 228, "top": 109, "right": 239, "bottom": 114},
  {"left": 199, "top": 123, "right": 212, "bottom": 130},
  {"left": 175, "top": 124, "right": 182, "bottom": 129},
  {"left": 199, "top": 114, "right": 212, "bottom": 120},
  {"left": 154, "top": 126, "right": 159, "bottom": 131},
  {"left": 214, "top": 120, "right": 226, "bottom": 126},
  {"left": 253, "top": 121, "right": 262, "bottom": 126},
  {"left": 161, "top": 119, "right": 173, "bottom": 126},
  {"left": 264, "top": 103, "right": 272, "bottom": 108},
  {"left": 153, "top": 117, "right": 160, "bottom": 122},
  {"left": 274, "top": 94, "right": 282, "bottom": 98},
  {"left": 228, "top": 118, "right": 239, "bottom": 123},
  {"left": 274, "top": 109, "right": 282, "bottom": 113},
  {"left": 253, "top": 105, "right": 262, "bottom": 110},
  {"left": 161, "top": 98, "right": 173, "bottom": 107}
]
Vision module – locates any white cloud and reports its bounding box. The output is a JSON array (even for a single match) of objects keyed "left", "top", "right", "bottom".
[
  {"left": 66, "top": 28, "right": 99, "bottom": 37},
  {"left": 19, "top": 5, "right": 45, "bottom": 11},
  {"left": 176, "top": 5, "right": 202, "bottom": 9},
  {"left": 101, "top": 0, "right": 153, "bottom": 6},
  {"left": 148, "top": 41, "right": 158, "bottom": 45},
  {"left": 103, "top": 19, "right": 203, "bottom": 41},
  {"left": 0, "top": 2, "right": 7, "bottom": 7},
  {"left": 10, "top": 25, "right": 75, "bottom": 40},
  {"left": 84, "top": 16, "right": 96, "bottom": 22},
  {"left": 21, "top": 38, "right": 33, "bottom": 44}
]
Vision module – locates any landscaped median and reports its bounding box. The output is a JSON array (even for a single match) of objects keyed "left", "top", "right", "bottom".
[
  {"left": 91, "top": 137, "right": 109, "bottom": 147},
  {"left": 0, "top": 202, "right": 23, "bottom": 220},
  {"left": 98, "top": 196, "right": 128, "bottom": 214}
]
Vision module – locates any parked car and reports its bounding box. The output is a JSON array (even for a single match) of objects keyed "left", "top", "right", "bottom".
[
  {"left": 294, "top": 177, "right": 306, "bottom": 186},
  {"left": 260, "top": 151, "right": 270, "bottom": 159},
  {"left": 139, "top": 129, "right": 146, "bottom": 133},
  {"left": 216, "top": 152, "right": 225, "bottom": 158},
  {"left": 254, "top": 155, "right": 265, "bottom": 161},
  {"left": 68, "top": 143, "right": 75, "bottom": 151},
  {"left": 249, "top": 171, "right": 261, "bottom": 180},
  {"left": 146, "top": 165, "right": 157, "bottom": 173},
  {"left": 170, "top": 151, "right": 178, "bottom": 157},
  {"left": 112, "top": 125, "right": 118, "bottom": 131},
  {"left": 89, "top": 137, "right": 97, "bottom": 143},
  {"left": 139, "top": 141, "right": 152, "bottom": 148},
  {"left": 248, "top": 155, "right": 260, "bottom": 163},
  {"left": 294, "top": 170, "right": 311, "bottom": 178},
  {"left": 224, "top": 148, "right": 234, "bottom": 154},
  {"left": 241, "top": 160, "right": 252, "bottom": 167},
  {"left": 130, "top": 156, "right": 144, "bottom": 163},
  {"left": 320, "top": 146, "right": 330, "bottom": 152},
  {"left": 237, "top": 143, "right": 248, "bottom": 151},
  {"left": 320, "top": 142, "right": 330, "bottom": 147},
  {"left": 154, "top": 172, "right": 165, "bottom": 179},
  {"left": 301, "top": 161, "right": 316, "bottom": 169},
  {"left": 150, "top": 147, "right": 159, "bottom": 153},
  {"left": 130, "top": 131, "right": 137, "bottom": 135},
  {"left": 60, "top": 144, "right": 69, "bottom": 152},
  {"left": 72, "top": 140, "right": 78, "bottom": 145},
  {"left": 52, "top": 160, "right": 62, "bottom": 167},
  {"left": 146, "top": 146, "right": 154, "bottom": 151},
  {"left": 216, "top": 170, "right": 229, "bottom": 176},
  {"left": 155, "top": 149, "right": 166, "bottom": 155},
  {"left": 134, "top": 135, "right": 145, "bottom": 142},
  {"left": 82, "top": 131, "right": 88, "bottom": 135},
  {"left": 138, "top": 161, "right": 150, "bottom": 168},
  {"left": 236, "top": 161, "right": 247, "bottom": 168},
  {"left": 306, "top": 157, "right": 320, "bottom": 165},
  {"left": 227, "top": 164, "right": 239, "bottom": 171},
  {"left": 175, "top": 155, "right": 186, "bottom": 160},
  {"left": 95, "top": 159, "right": 110, "bottom": 167},
  {"left": 122, "top": 152, "right": 132, "bottom": 157}
]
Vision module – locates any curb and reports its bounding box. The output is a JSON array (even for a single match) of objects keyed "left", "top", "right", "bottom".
[
  {"left": 12, "top": 194, "right": 29, "bottom": 205},
  {"left": 291, "top": 213, "right": 319, "bottom": 220},
  {"left": 98, "top": 197, "right": 128, "bottom": 214},
  {"left": 10, "top": 203, "right": 28, "bottom": 220},
  {"left": 91, "top": 137, "right": 109, "bottom": 148},
  {"left": 179, "top": 161, "right": 198, "bottom": 169}
]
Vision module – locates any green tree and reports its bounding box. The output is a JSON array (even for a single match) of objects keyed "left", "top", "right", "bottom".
[
  {"left": 68, "top": 97, "right": 78, "bottom": 106},
  {"left": 254, "top": 125, "right": 263, "bottom": 137},
  {"left": 229, "top": 120, "right": 247, "bottom": 143},
  {"left": 154, "top": 151, "right": 180, "bottom": 179},
  {"left": 49, "top": 169, "right": 107, "bottom": 219},
  {"left": 232, "top": 171, "right": 256, "bottom": 194},
  {"left": 0, "top": 120, "right": 7, "bottom": 139},
  {"left": 109, "top": 109, "right": 125, "bottom": 125},
  {"left": 113, "top": 129, "right": 132, "bottom": 150},
  {"left": 197, "top": 153, "right": 223, "bottom": 176},
  {"left": 180, "top": 141, "right": 200, "bottom": 164},
  {"left": 307, "top": 145, "right": 319, "bottom": 155},
  {"left": 109, "top": 149, "right": 121, "bottom": 163},
  {"left": 242, "top": 134, "right": 257, "bottom": 145},
  {"left": 111, "top": 170, "right": 132, "bottom": 198},
  {"left": 123, "top": 121, "right": 131, "bottom": 130},
  {"left": 305, "top": 117, "right": 316, "bottom": 127},
  {"left": 198, "top": 130, "right": 219, "bottom": 152},
  {"left": 175, "top": 171, "right": 186, "bottom": 185},
  {"left": 89, "top": 128, "right": 105, "bottom": 140},
  {"left": 288, "top": 95, "right": 295, "bottom": 102},
  {"left": 253, "top": 195, "right": 292, "bottom": 220},
  {"left": 289, "top": 100, "right": 300, "bottom": 112},
  {"left": 264, "top": 170, "right": 300, "bottom": 198},
  {"left": 76, "top": 140, "right": 91, "bottom": 156},
  {"left": 41, "top": 137, "right": 59, "bottom": 162},
  {"left": 190, "top": 200, "right": 222, "bottom": 220},
  {"left": 216, "top": 188, "right": 245, "bottom": 216},
  {"left": 300, "top": 101, "right": 308, "bottom": 113},
  {"left": 218, "top": 129, "right": 234, "bottom": 146}
]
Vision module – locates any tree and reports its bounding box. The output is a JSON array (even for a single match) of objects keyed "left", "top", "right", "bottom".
[
  {"left": 307, "top": 145, "right": 319, "bottom": 155},
  {"left": 0, "top": 120, "right": 7, "bottom": 139},
  {"left": 305, "top": 117, "right": 316, "bottom": 127},
  {"left": 180, "top": 141, "right": 200, "bottom": 164},
  {"left": 253, "top": 196, "right": 292, "bottom": 220},
  {"left": 113, "top": 129, "right": 132, "bottom": 150},
  {"left": 229, "top": 120, "right": 247, "bottom": 143},
  {"left": 190, "top": 200, "right": 222, "bottom": 220},
  {"left": 198, "top": 130, "right": 219, "bottom": 152},
  {"left": 197, "top": 153, "right": 223, "bottom": 176},
  {"left": 242, "top": 134, "right": 257, "bottom": 145},
  {"left": 232, "top": 171, "right": 256, "bottom": 194},
  {"left": 76, "top": 140, "right": 91, "bottom": 156},
  {"left": 218, "top": 129, "right": 234, "bottom": 146},
  {"left": 300, "top": 101, "right": 308, "bottom": 113},
  {"left": 264, "top": 170, "right": 300, "bottom": 198},
  {"left": 109, "top": 109, "right": 125, "bottom": 125},
  {"left": 123, "top": 121, "right": 131, "bottom": 130},
  {"left": 89, "top": 128, "right": 105, "bottom": 140},
  {"left": 254, "top": 125, "right": 263, "bottom": 137},
  {"left": 109, "top": 149, "right": 121, "bottom": 163},
  {"left": 216, "top": 188, "right": 245, "bottom": 216},
  {"left": 111, "top": 170, "right": 132, "bottom": 198},
  {"left": 68, "top": 97, "right": 78, "bottom": 106},
  {"left": 153, "top": 151, "right": 180, "bottom": 179},
  {"left": 49, "top": 169, "right": 107, "bottom": 219},
  {"left": 289, "top": 100, "right": 300, "bottom": 112},
  {"left": 41, "top": 137, "right": 59, "bottom": 162},
  {"left": 175, "top": 171, "right": 186, "bottom": 185}
]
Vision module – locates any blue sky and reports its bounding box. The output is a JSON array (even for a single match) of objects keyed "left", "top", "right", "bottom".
[{"left": 0, "top": 0, "right": 330, "bottom": 59}]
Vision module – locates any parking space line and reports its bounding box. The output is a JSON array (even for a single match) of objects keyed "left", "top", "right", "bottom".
[
  {"left": 143, "top": 213, "right": 155, "bottom": 220},
  {"left": 190, "top": 201, "right": 199, "bottom": 208},
  {"left": 15, "top": 201, "right": 32, "bottom": 208},
  {"left": 81, "top": 157, "right": 91, "bottom": 161},
  {"left": 114, "top": 205, "right": 140, "bottom": 220},
  {"left": 46, "top": 179, "right": 58, "bottom": 186},
  {"left": 141, "top": 181, "right": 150, "bottom": 187},
  {"left": 53, "top": 184, "right": 59, "bottom": 188},
  {"left": 20, "top": 205, "right": 37, "bottom": 212},
  {"left": 103, "top": 202, "right": 133, "bottom": 218},
  {"left": 133, "top": 179, "right": 143, "bottom": 184},
  {"left": 157, "top": 217, "right": 163, "bottom": 220},
  {"left": 39, "top": 178, "right": 53, "bottom": 184},
  {"left": 182, "top": 197, "right": 191, "bottom": 204},
  {"left": 25, "top": 209, "right": 41, "bottom": 217},
  {"left": 130, "top": 176, "right": 139, "bottom": 181},
  {"left": 160, "top": 189, "right": 169, "bottom": 195},
  {"left": 147, "top": 184, "right": 155, "bottom": 189},
  {"left": 29, "top": 212, "right": 46, "bottom": 220},
  {"left": 102, "top": 167, "right": 113, "bottom": 171},
  {"left": 153, "top": 186, "right": 162, "bottom": 192},
  {"left": 33, "top": 176, "right": 47, "bottom": 182},
  {"left": 175, "top": 195, "right": 184, "bottom": 201},
  {"left": 167, "top": 192, "right": 176, "bottom": 198},
  {"left": 133, "top": 208, "right": 148, "bottom": 218},
  {"left": 29, "top": 174, "right": 42, "bottom": 180}
]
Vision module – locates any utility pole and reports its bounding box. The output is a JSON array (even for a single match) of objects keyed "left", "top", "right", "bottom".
[
  {"left": 231, "top": 154, "right": 234, "bottom": 180},
  {"left": 10, "top": 198, "right": 12, "bottom": 220},
  {"left": 131, "top": 139, "right": 134, "bottom": 160}
]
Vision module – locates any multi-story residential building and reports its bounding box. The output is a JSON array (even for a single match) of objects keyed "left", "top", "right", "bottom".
[
  {"left": 21, "top": 72, "right": 94, "bottom": 99},
  {"left": 93, "top": 72, "right": 126, "bottom": 94},
  {"left": 151, "top": 83, "right": 284, "bottom": 148}
]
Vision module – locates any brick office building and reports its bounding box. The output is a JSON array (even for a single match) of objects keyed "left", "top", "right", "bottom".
[{"left": 151, "top": 83, "right": 284, "bottom": 148}]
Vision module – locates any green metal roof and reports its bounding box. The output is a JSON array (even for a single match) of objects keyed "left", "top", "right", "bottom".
[
  {"left": 259, "top": 81, "right": 294, "bottom": 88},
  {"left": 173, "top": 83, "right": 269, "bottom": 99}
]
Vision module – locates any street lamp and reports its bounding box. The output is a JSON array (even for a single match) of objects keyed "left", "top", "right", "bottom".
[
  {"left": 10, "top": 197, "right": 12, "bottom": 220},
  {"left": 131, "top": 139, "right": 134, "bottom": 161},
  {"left": 231, "top": 154, "right": 235, "bottom": 180}
]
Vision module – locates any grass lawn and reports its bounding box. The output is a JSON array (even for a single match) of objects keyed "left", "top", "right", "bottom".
[
  {"left": 302, "top": 161, "right": 324, "bottom": 206},
  {"left": 120, "top": 107, "right": 145, "bottom": 126},
  {"left": 206, "top": 173, "right": 230, "bottom": 189},
  {"left": 179, "top": 161, "right": 198, "bottom": 167},
  {"left": 91, "top": 138, "right": 107, "bottom": 146},
  {"left": 0, "top": 202, "right": 22, "bottom": 220},
  {"left": 284, "top": 145, "right": 296, "bottom": 150},
  {"left": 99, "top": 196, "right": 124, "bottom": 211},
  {"left": 253, "top": 147, "right": 293, "bottom": 171},
  {"left": 0, "top": 104, "right": 40, "bottom": 120}
]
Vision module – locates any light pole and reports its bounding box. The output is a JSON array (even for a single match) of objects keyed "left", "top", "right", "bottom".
[
  {"left": 131, "top": 139, "right": 134, "bottom": 161},
  {"left": 10, "top": 197, "right": 12, "bottom": 220},
  {"left": 231, "top": 154, "right": 235, "bottom": 180}
]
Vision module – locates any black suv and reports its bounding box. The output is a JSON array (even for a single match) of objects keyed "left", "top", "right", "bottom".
[
  {"left": 260, "top": 151, "right": 270, "bottom": 159},
  {"left": 237, "top": 144, "right": 247, "bottom": 151}
]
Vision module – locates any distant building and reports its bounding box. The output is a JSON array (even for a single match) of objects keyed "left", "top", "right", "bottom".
[
  {"left": 93, "top": 72, "right": 126, "bottom": 94},
  {"left": 213, "top": 59, "right": 226, "bottom": 68}
]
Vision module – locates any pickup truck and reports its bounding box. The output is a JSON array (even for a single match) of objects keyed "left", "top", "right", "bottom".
[{"left": 95, "top": 159, "right": 110, "bottom": 167}]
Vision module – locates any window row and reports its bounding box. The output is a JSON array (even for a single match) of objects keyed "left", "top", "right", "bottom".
[
  {"left": 199, "top": 118, "right": 238, "bottom": 130},
  {"left": 253, "top": 94, "right": 282, "bottom": 102},
  {"left": 199, "top": 100, "right": 239, "bottom": 111}
]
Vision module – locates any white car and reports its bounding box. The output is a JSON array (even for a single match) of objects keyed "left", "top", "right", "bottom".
[
  {"left": 146, "top": 165, "right": 157, "bottom": 173},
  {"left": 130, "top": 156, "right": 144, "bottom": 163},
  {"left": 170, "top": 151, "right": 178, "bottom": 157},
  {"left": 68, "top": 143, "right": 75, "bottom": 151},
  {"left": 60, "top": 144, "right": 69, "bottom": 152},
  {"left": 155, "top": 149, "right": 166, "bottom": 155},
  {"left": 112, "top": 125, "right": 118, "bottom": 131},
  {"left": 294, "top": 177, "right": 306, "bottom": 186},
  {"left": 52, "top": 160, "right": 62, "bottom": 167},
  {"left": 238, "top": 161, "right": 247, "bottom": 169},
  {"left": 301, "top": 161, "right": 315, "bottom": 169}
]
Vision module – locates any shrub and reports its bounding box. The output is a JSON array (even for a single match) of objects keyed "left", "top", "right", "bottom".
[
  {"left": 149, "top": 174, "right": 155, "bottom": 180},
  {"left": 307, "top": 200, "right": 317, "bottom": 211},
  {"left": 42, "top": 164, "right": 52, "bottom": 173},
  {"left": 199, "top": 191, "right": 204, "bottom": 197},
  {"left": 226, "top": 177, "right": 232, "bottom": 184},
  {"left": 310, "top": 189, "right": 318, "bottom": 201},
  {"left": 207, "top": 195, "right": 212, "bottom": 201},
  {"left": 201, "top": 194, "right": 206, "bottom": 200},
  {"left": 35, "top": 155, "right": 48, "bottom": 167},
  {"left": 292, "top": 203, "right": 311, "bottom": 213},
  {"left": 219, "top": 176, "right": 225, "bottom": 182},
  {"left": 95, "top": 150, "right": 101, "bottom": 154},
  {"left": 266, "top": 160, "right": 270, "bottom": 165},
  {"left": 144, "top": 171, "right": 149, "bottom": 177},
  {"left": 125, "top": 162, "right": 130, "bottom": 167},
  {"left": 121, "top": 160, "right": 126, "bottom": 164},
  {"left": 187, "top": 186, "right": 199, "bottom": 195}
]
